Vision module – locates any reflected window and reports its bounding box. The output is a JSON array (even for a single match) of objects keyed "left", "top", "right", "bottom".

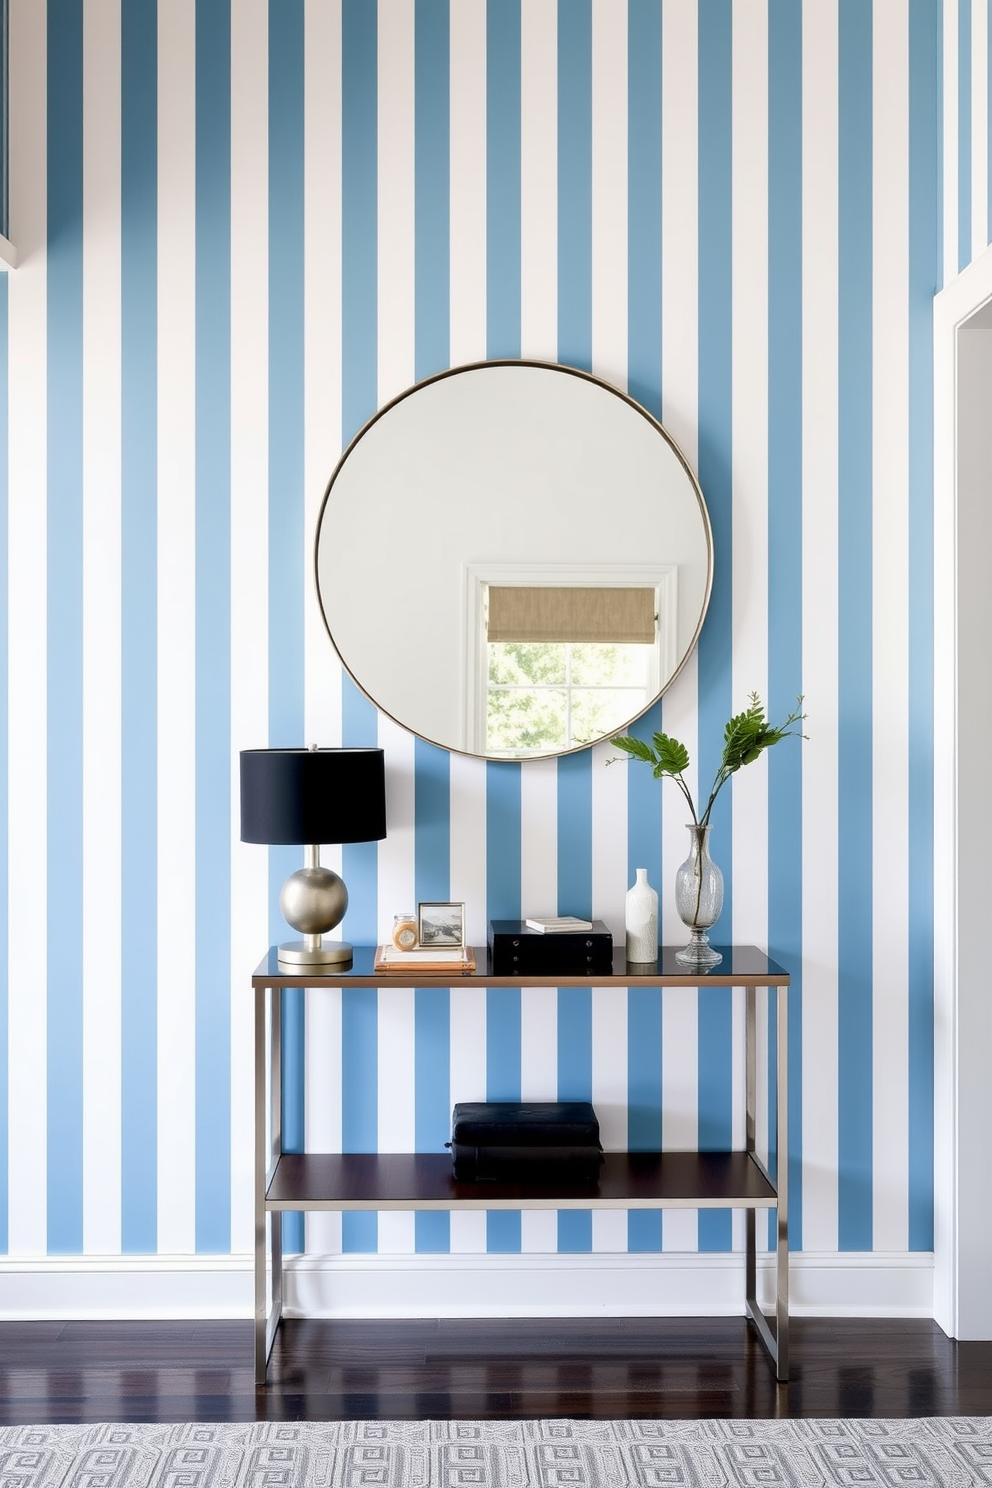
[
  {"left": 467, "top": 570, "right": 673, "bottom": 757},
  {"left": 486, "top": 639, "right": 655, "bottom": 755}
]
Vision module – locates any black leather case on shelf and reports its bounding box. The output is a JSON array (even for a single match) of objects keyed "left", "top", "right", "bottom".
[
  {"left": 448, "top": 1101, "right": 604, "bottom": 1182},
  {"left": 488, "top": 920, "right": 614, "bottom": 975},
  {"left": 451, "top": 1100, "right": 601, "bottom": 1147},
  {"left": 448, "top": 1142, "right": 604, "bottom": 1183}
]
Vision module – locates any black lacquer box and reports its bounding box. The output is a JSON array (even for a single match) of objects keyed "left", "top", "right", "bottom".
[
  {"left": 448, "top": 1100, "right": 604, "bottom": 1182},
  {"left": 488, "top": 919, "right": 614, "bottom": 975}
]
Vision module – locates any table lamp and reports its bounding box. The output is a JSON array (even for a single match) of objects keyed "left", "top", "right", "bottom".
[{"left": 240, "top": 746, "right": 386, "bottom": 967}]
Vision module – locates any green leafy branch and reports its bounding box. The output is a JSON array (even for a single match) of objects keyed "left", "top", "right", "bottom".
[{"left": 610, "top": 692, "right": 807, "bottom": 827}]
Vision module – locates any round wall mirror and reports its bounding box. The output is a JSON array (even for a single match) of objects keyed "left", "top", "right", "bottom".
[{"left": 314, "top": 361, "right": 713, "bottom": 761}]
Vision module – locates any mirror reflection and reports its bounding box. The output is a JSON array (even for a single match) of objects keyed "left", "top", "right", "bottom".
[{"left": 314, "top": 361, "right": 713, "bottom": 760}]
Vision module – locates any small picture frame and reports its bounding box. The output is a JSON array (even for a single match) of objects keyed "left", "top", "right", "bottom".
[{"left": 418, "top": 901, "right": 465, "bottom": 949}]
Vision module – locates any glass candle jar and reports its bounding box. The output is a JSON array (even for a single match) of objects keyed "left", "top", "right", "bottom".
[{"left": 392, "top": 913, "right": 418, "bottom": 951}]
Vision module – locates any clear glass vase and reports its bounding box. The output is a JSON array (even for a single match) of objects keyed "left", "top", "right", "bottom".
[{"left": 674, "top": 823, "right": 724, "bottom": 967}]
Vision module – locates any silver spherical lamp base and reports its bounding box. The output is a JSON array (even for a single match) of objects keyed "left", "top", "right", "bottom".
[{"left": 277, "top": 850, "right": 353, "bottom": 966}]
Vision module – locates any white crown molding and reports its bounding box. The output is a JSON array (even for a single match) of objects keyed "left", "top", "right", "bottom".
[{"left": 0, "top": 1250, "right": 933, "bottom": 1322}]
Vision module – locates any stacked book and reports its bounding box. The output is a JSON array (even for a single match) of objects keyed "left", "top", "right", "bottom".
[{"left": 447, "top": 1100, "right": 604, "bottom": 1184}]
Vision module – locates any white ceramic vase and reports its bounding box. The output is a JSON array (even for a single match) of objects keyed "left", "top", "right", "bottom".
[{"left": 625, "top": 867, "right": 658, "bottom": 964}]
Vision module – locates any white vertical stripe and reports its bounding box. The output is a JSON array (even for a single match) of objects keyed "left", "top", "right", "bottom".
[
  {"left": 944, "top": 0, "right": 960, "bottom": 285},
  {"left": 304, "top": 0, "right": 344, "bottom": 751},
  {"left": 801, "top": 0, "right": 841, "bottom": 1252},
  {"left": 592, "top": 986, "right": 627, "bottom": 1153},
  {"left": 81, "top": 0, "right": 123, "bottom": 1255},
  {"left": 6, "top": 0, "right": 49, "bottom": 1256},
  {"left": 378, "top": 985, "right": 416, "bottom": 1150},
  {"left": 228, "top": 0, "right": 270, "bottom": 1262},
  {"left": 448, "top": 0, "right": 487, "bottom": 365},
  {"left": 591, "top": 0, "right": 627, "bottom": 387},
  {"left": 520, "top": 985, "right": 557, "bottom": 1100},
  {"left": 376, "top": 715, "right": 416, "bottom": 946},
  {"left": 306, "top": 985, "right": 343, "bottom": 1152},
  {"left": 592, "top": 1210, "right": 628, "bottom": 1252},
  {"left": 661, "top": 988, "right": 698, "bottom": 1252},
  {"left": 378, "top": 1210, "right": 416, "bottom": 1253},
  {"left": 156, "top": 0, "right": 198, "bottom": 1254},
  {"left": 519, "top": 0, "right": 557, "bottom": 358},
  {"left": 449, "top": 753, "right": 488, "bottom": 949},
  {"left": 449, "top": 985, "right": 487, "bottom": 1119},
  {"left": 872, "top": 0, "right": 910, "bottom": 1253},
  {"left": 305, "top": 984, "right": 343, "bottom": 1253},
  {"left": 973, "top": 1, "right": 989, "bottom": 262},
  {"left": 730, "top": 0, "right": 769, "bottom": 950},
  {"left": 520, "top": 757, "right": 557, "bottom": 918},
  {"left": 521, "top": 1210, "right": 557, "bottom": 1252},
  {"left": 448, "top": 985, "right": 487, "bottom": 1253},
  {"left": 449, "top": 1209, "right": 488, "bottom": 1253},
  {"left": 378, "top": 0, "right": 415, "bottom": 405}
]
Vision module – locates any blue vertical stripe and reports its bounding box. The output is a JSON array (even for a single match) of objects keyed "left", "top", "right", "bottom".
[
  {"left": 695, "top": 0, "right": 733, "bottom": 1254},
  {"left": 486, "top": 0, "right": 521, "bottom": 357},
  {"left": 342, "top": 0, "right": 377, "bottom": 441},
  {"left": 557, "top": 0, "right": 591, "bottom": 372},
  {"left": 557, "top": 985, "right": 591, "bottom": 1251},
  {"left": 341, "top": 682, "right": 381, "bottom": 1255},
  {"left": 627, "top": 0, "right": 663, "bottom": 419},
  {"left": 269, "top": 0, "right": 306, "bottom": 1257},
  {"left": 415, "top": 986, "right": 450, "bottom": 1252},
  {"left": 907, "top": 0, "right": 939, "bottom": 1251},
  {"left": 342, "top": 697, "right": 382, "bottom": 943},
  {"left": 959, "top": 0, "right": 972, "bottom": 272},
  {"left": 194, "top": 0, "right": 232, "bottom": 1253},
  {"left": 415, "top": 740, "right": 450, "bottom": 903},
  {"left": 627, "top": 987, "right": 662, "bottom": 1252},
  {"left": 342, "top": 985, "right": 378, "bottom": 1252},
  {"left": 486, "top": 743, "right": 522, "bottom": 1251},
  {"left": 767, "top": 0, "right": 804, "bottom": 1255},
  {"left": 46, "top": 0, "right": 84, "bottom": 1254},
  {"left": 120, "top": 0, "right": 159, "bottom": 1253},
  {"left": 415, "top": 0, "right": 449, "bottom": 381},
  {"left": 486, "top": 761, "right": 521, "bottom": 922},
  {"left": 486, "top": 984, "right": 521, "bottom": 1253},
  {"left": 837, "top": 0, "right": 874, "bottom": 1251},
  {"left": 339, "top": 5, "right": 382, "bottom": 1213},
  {"left": 557, "top": 751, "right": 591, "bottom": 917}
]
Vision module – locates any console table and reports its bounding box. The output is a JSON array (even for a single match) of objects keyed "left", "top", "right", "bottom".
[{"left": 251, "top": 945, "right": 791, "bottom": 1384}]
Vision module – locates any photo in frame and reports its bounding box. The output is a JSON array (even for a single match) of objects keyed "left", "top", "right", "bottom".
[{"left": 418, "top": 901, "right": 465, "bottom": 949}]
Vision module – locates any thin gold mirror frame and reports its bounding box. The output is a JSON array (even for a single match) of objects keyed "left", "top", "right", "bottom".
[{"left": 313, "top": 360, "right": 714, "bottom": 762}]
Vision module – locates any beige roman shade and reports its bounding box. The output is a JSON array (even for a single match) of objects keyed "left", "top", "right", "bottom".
[{"left": 486, "top": 586, "right": 657, "bottom": 645}]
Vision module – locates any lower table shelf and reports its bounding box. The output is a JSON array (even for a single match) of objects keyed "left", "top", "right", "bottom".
[{"left": 265, "top": 1150, "right": 779, "bottom": 1211}]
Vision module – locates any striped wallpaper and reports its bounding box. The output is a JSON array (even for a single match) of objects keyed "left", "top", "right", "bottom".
[{"left": 0, "top": 0, "right": 986, "bottom": 1273}]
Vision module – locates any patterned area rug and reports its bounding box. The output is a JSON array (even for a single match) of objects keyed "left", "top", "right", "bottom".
[{"left": 2, "top": 1417, "right": 991, "bottom": 1486}]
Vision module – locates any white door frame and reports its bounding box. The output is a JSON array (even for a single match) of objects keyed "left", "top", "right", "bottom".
[{"left": 933, "top": 245, "right": 992, "bottom": 1339}]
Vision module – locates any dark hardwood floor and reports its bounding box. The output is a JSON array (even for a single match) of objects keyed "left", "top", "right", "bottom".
[{"left": 0, "top": 1316, "right": 989, "bottom": 1423}]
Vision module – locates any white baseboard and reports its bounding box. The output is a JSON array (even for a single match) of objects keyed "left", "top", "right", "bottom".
[
  {"left": 0, "top": 1250, "right": 934, "bottom": 1322},
  {"left": 0, "top": 1255, "right": 252, "bottom": 1319}
]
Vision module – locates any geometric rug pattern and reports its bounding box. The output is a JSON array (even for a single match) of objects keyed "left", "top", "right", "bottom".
[{"left": 1, "top": 1417, "right": 991, "bottom": 1487}]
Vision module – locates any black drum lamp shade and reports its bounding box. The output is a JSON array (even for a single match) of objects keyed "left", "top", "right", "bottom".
[
  {"left": 240, "top": 747, "right": 386, "bottom": 966},
  {"left": 240, "top": 747, "right": 386, "bottom": 846}
]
